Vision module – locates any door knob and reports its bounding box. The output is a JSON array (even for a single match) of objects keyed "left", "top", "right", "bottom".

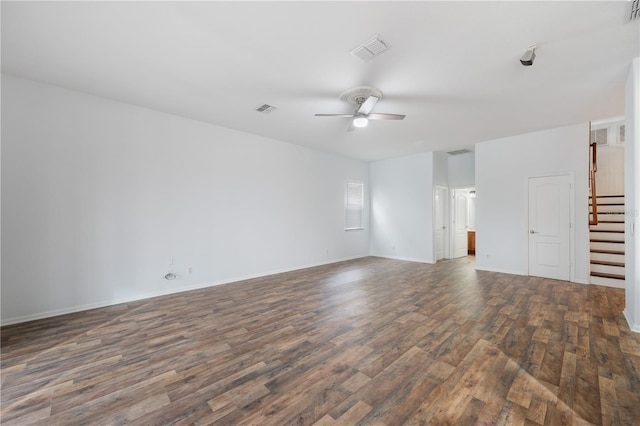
[{"left": 530, "top": 230, "right": 536, "bottom": 234}]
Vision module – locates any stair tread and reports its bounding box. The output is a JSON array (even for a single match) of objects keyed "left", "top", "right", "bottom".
[
  {"left": 591, "top": 260, "right": 625, "bottom": 267},
  {"left": 590, "top": 249, "right": 625, "bottom": 255},
  {"left": 589, "top": 185, "right": 625, "bottom": 267},
  {"left": 591, "top": 271, "right": 625, "bottom": 280}
]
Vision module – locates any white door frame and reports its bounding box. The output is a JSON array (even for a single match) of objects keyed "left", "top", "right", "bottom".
[
  {"left": 434, "top": 185, "right": 449, "bottom": 261},
  {"left": 526, "top": 173, "right": 575, "bottom": 282},
  {"left": 449, "top": 186, "right": 475, "bottom": 259}
]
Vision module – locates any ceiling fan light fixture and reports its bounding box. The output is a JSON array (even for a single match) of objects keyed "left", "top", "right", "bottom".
[{"left": 353, "top": 116, "right": 369, "bottom": 128}]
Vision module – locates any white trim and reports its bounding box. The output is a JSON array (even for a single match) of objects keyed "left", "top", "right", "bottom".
[
  {"left": 0, "top": 255, "right": 368, "bottom": 326},
  {"left": 476, "top": 266, "right": 587, "bottom": 286},
  {"left": 569, "top": 172, "right": 576, "bottom": 284},
  {"left": 371, "top": 254, "right": 435, "bottom": 264},
  {"left": 572, "top": 278, "right": 590, "bottom": 285},
  {"left": 475, "top": 266, "right": 527, "bottom": 276},
  {"left": 433, "top": 185, "right": 449, "bottom": 261},
  {"left": 624, "top": 309, "right": 640, "bottom": 333},
  {"left": 449, "top": 186, "right": 475, "bottom": 259},
  {"left": 591, "top": 116, "right": 625, "bottom": 127}
]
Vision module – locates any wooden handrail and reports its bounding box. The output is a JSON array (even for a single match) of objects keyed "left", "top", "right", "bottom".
[{"left": 589, "top": 141, "right": 598, "bottom": 225}]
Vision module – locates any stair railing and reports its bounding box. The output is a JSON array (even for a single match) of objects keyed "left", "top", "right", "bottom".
[{"left": 589, "top": 141, "right": 598, "bottom": 225}]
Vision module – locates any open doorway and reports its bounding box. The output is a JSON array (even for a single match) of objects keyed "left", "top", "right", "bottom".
[
  {"left": 451, "top": 187, "right": 476, "bottom": 259},
  {"left": 434, "top": 186, "right": 449, "bottom": 261}
]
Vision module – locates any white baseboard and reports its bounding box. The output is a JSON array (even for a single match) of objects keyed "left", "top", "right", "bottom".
[
  {"left": 624, "top": 309, "right": 640, "bottom": 333},
  {"left": 572, "top": 278, "right": 590, "bottom": 285},
  {"left": 474, "top": 266, "right": 526, "bottom": 276},
  {"left": 370, "top": 254, "right": 435, "bottom": 264},
  {"left": 476, "top": 267, "right": 592, "bottom": 286},
  {"left": 0, "top": 255, "right": 368, "bottom": 326}
]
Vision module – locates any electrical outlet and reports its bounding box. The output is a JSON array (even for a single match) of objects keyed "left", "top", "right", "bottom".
[{"left": 187, "top": 266, "right": 193, "bottom": 274}]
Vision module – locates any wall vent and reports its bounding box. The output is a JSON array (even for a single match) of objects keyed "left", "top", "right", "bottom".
[
  {"left": 591, "top": 128, "right": 609, "bottom": 145},
  {"left": 255, "top": 104, "right": 277, "bottom": 113},
  {"left": 626, "top": 0, "right": 640, "bottom": 22},
  {"left": 447, "top": 148, "right": 471, "bottom": 155},
  {"left": 350, "top": 36, "right": 389, "bottom": 63},
  {"left": 618, "top": 124, "right": 625, "bottom": 144},
  {"left": 591, "top": 119, "right": 625, "bottom": 145}
]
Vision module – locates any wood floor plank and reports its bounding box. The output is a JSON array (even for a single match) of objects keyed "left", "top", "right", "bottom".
[
  {"left": 526, "top": 397, "right": 548, "bottom": 425},
  {"left": 332, "top": 400, "right": 372, "bottom": 425},
  {"left": 598, "top": 375, "right": 621, "bottom": 426},
  {"left": 2, "top": 256, "right": 639, "bottom": 425}
]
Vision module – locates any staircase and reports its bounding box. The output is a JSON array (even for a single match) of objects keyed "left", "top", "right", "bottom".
[{"left": 589, "top": 195, "right": 625, "bottom": 288}]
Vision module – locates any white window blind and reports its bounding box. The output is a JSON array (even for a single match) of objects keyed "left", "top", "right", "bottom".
[{"left": 345, "top": 181, "right": 364, "bottom": 230}]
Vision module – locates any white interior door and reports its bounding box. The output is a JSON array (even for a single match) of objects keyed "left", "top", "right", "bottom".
[
  {"left": 435, "top": 187, "right": 446, "bottom": 260},
  {"left": 528, "top": 175, "right": 571, "bottom": 280},
  {"left": 452, "top": 189, "right": 468, "bottom": 258}
]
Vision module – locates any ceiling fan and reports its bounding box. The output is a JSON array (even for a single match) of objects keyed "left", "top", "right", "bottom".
[{"left": 315, "top": 86, "right": 405, "bottom": 132}]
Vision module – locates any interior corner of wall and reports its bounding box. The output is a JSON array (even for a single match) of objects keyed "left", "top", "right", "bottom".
[{"left": 623, "top": 309, "right": 640, "bottom": 333}]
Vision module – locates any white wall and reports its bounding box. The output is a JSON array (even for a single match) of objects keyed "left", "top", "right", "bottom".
[
  {"left": 1, "top": 75, "right": 370, "bottom": 324},
  {"left": 475, "top": 124, "right": 589, "bottom": 282},
  {"left": 624, "top": 58, "right": 640, "bottom": 332},
  {"left": 433, "top": 151, "right": 449, "bottom": 187},
  {"left": 596, "top": 145, "right": 625, "bottom": 196},
  {"left": 370, "top": 152, "right": 435, "bottom": 263},
  {"left": 448, "top": 151, "right": 475, "bottom": 188}
]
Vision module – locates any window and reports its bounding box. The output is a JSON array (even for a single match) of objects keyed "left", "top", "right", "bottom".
[{"left": 345, "top": 181, "right": 364, "bottom": 230}]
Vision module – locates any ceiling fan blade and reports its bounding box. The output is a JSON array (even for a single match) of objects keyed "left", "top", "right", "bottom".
[
  {"left": 357, "top": 96, "right": 379, "bottom": 115},
  {"left": 315, "top": 113, "right": 355, "bottom": 118},
  {"left": 367, "top": 113, "right": 406, "bottom": 120}
]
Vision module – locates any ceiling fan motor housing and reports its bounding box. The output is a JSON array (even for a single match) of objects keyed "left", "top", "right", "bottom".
[{"left": 339, "top": 86, "right": 383, "bottom": 106}]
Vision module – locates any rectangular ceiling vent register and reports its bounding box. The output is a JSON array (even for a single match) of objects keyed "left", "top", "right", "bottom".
[
  {"left": 627, "top": 0, "right": 640, "bottom": 22},
  {"left": 255, "top": 104, "right": 277, "bottom": 113},
  {"left": 447, "top": 148, "right": 471, "bottom": 156},
  {"left": 350, "top": 36, "right": 389, "bottom": 63}
]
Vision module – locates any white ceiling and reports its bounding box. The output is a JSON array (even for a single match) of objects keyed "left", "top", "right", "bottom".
[{"left": 2, "top": 1, "right": 638, "bottom": 161}]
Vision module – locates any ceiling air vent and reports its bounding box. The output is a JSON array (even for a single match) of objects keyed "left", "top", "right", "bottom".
[
  {"left": 626, "top": 0, "right": 640, "bottom": 22},
  {"left": 255, "top": 104, "right": 277, "bottom": 113},
  {"left": 447, "top": 148, "right": 471, "bottom": 156},
  {"left": 350, "top": 36, "right": 389, "bottom": 63}
]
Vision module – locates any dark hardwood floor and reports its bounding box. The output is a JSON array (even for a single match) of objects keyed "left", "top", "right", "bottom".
[{"left": 2, "top": 256, "right": 639, "bottom": 425}]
